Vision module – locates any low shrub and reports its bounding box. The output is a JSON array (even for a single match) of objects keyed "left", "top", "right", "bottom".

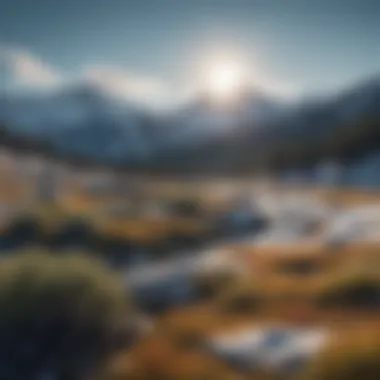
[
  {"left": 275, "top": 257, "right": 322, "bottom": 276},
  {"left": 316, "top": 273, "right": 380, "bottom": 309},
  {"left": 0, "top": 214, "right": 42, "bottom": 249},
  {"left": 216, "top": 279, "right": 262, "bottom": 314},
  {"left": 44, "top": 217, "right": 94, "bottom": 250},
  {"left": 195, "top": 269, "right": 237, "bottom": 300},
  {"left": 0, "top": 252, "right": 136, "bottom": 380}
]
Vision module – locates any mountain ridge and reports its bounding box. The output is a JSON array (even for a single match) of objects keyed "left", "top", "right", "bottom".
[{"left": 1, "top": 74, "right": 379, "bottom": 175}]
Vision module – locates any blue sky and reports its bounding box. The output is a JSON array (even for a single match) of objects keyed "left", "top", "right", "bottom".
[{"left": 1, "top": 0, "right": 379, "bottom": 105}]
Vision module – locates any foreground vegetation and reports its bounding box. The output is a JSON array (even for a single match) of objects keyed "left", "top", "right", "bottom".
[
  {"left": 0, "top": 252, "right": 135, "bottom": 380},
  {"left": 116, "top": 242, "right": 380, "bottom": 379},
  {"left": 2, "top": 187, "right": 380, "bottom": 379},
  {"left": 2, "top": 241, "right": 380, "bottom": 379}
]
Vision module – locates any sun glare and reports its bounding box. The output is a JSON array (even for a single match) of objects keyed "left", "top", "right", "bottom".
[{"left": 204, "top": 58, "right": 246, "bottom": 102}]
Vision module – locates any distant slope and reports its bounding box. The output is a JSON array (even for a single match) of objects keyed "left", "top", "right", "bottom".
[
  {"left": 1, "top": 75, "right": 379, "bottom": 176},
  {"left": 144, "top": 76, "right": 380, "bottom": 175}
]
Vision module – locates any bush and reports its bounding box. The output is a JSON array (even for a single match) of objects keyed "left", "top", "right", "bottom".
[
  {"left": 169, "top": 199, "right": 202, "bottom": 217},
  {"left": 195, "top": 269, "right": 237, "bottom": 300},
  {"left": 301, "top": 331, "right": 380, "bottom": 380},
  {"left": 275, "top": 257, "right": 322, "bottom": 276},
  {"left": 0, "top": 214, "right": 42, "bottom": 249},
  {"left": 216, "top": 279, "right": 261, "bottom": 314},
  {"left": 173, "top": 329, "right": 205, "bottom": 351},
  {"left": 316, "top": 273, "right": 380, "bottom": 309},
  {"left": 45, "top": 217, "right": 94, "bottom": 250},
  {"left": 0, "top": 252, "right": 136, "bottom": 380}
]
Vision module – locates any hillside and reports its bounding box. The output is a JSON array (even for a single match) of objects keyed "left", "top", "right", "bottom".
[{"left": 1, "top": 76, "right": 380, "bottom": 179}]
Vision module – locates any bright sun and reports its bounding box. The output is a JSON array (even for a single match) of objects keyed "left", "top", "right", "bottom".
[{"left": 204, "top": 58, "right": 246, "bottom": 102}]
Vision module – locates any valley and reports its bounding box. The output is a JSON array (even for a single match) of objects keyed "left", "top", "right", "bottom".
[{"left": 2, "top": 156, "right": 380, "bottom": 378}]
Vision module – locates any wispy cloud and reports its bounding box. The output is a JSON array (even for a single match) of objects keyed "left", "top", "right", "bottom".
[
  {"left": 1, "top": 46, "right": 297, "bottom": 107},
  {"left": 1, "top": 46, "right": 63, "bottom": 88},
  {"left": 0, "top": 46, "right": 169, "bottom": 106},
  {"left": 82, "top": 65, "right": 166, "bottom": 105}
]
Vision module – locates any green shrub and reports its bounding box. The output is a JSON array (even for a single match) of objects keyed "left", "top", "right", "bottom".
[
  {"left": 195, "top": 269, "right": 237, "bottom": 300},
  {"left": 275, "top": 258, "right": 321, "bottom": 276},
  {"left": 1, "top": 214, "right": 42, "bottom": 248},
  {"left": 45, "top": 216, "right": 94, "bottom": 249},
  {"left": 316, "top": 273, "right": 380, "bottom": 309},
  {"left": 216, "top": 279, "right": 261, "bottom": 314},
  {"left": 0, "top": 252, "right": 135, "bottom": 380}
]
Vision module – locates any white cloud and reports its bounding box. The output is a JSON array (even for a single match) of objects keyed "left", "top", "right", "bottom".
[
  {"left": 82, "top": 65, "right": 166, "bottom": 105},
  {"left": 0, "top": 47, "right": 63, "bottom": 88},
  {"left": 0, "top": 46, "right": 298, "bottom": 108},
  {"left": 0, "top": 47, "right": 169, "bottom": 106}
]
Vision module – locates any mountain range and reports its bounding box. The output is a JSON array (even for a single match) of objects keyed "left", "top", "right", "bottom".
[{"left": 1, "top": 75, "right": 379, "bottom": 175}]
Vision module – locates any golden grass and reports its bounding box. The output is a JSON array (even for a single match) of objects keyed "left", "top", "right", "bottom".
[
  {"left": 122, "top": 240, "right": 380, "bottom": 379},
  {"left": 114, "top": 331, "right": 246, "bottom": 380},
  {"left": 3, "top": 184, "right": 380, "bottom": 379},
  {"left": 309, "top": 187, "right": 380, "bottom": 207},
  {"left": 0, "top": 196, "right": 213, "bottom": 248},
  {"left": 95, "top": 217, "right": 211, "bottom": 244},
  {"left": 300, "top": 327, "right": 380, "bottom": 380}
]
